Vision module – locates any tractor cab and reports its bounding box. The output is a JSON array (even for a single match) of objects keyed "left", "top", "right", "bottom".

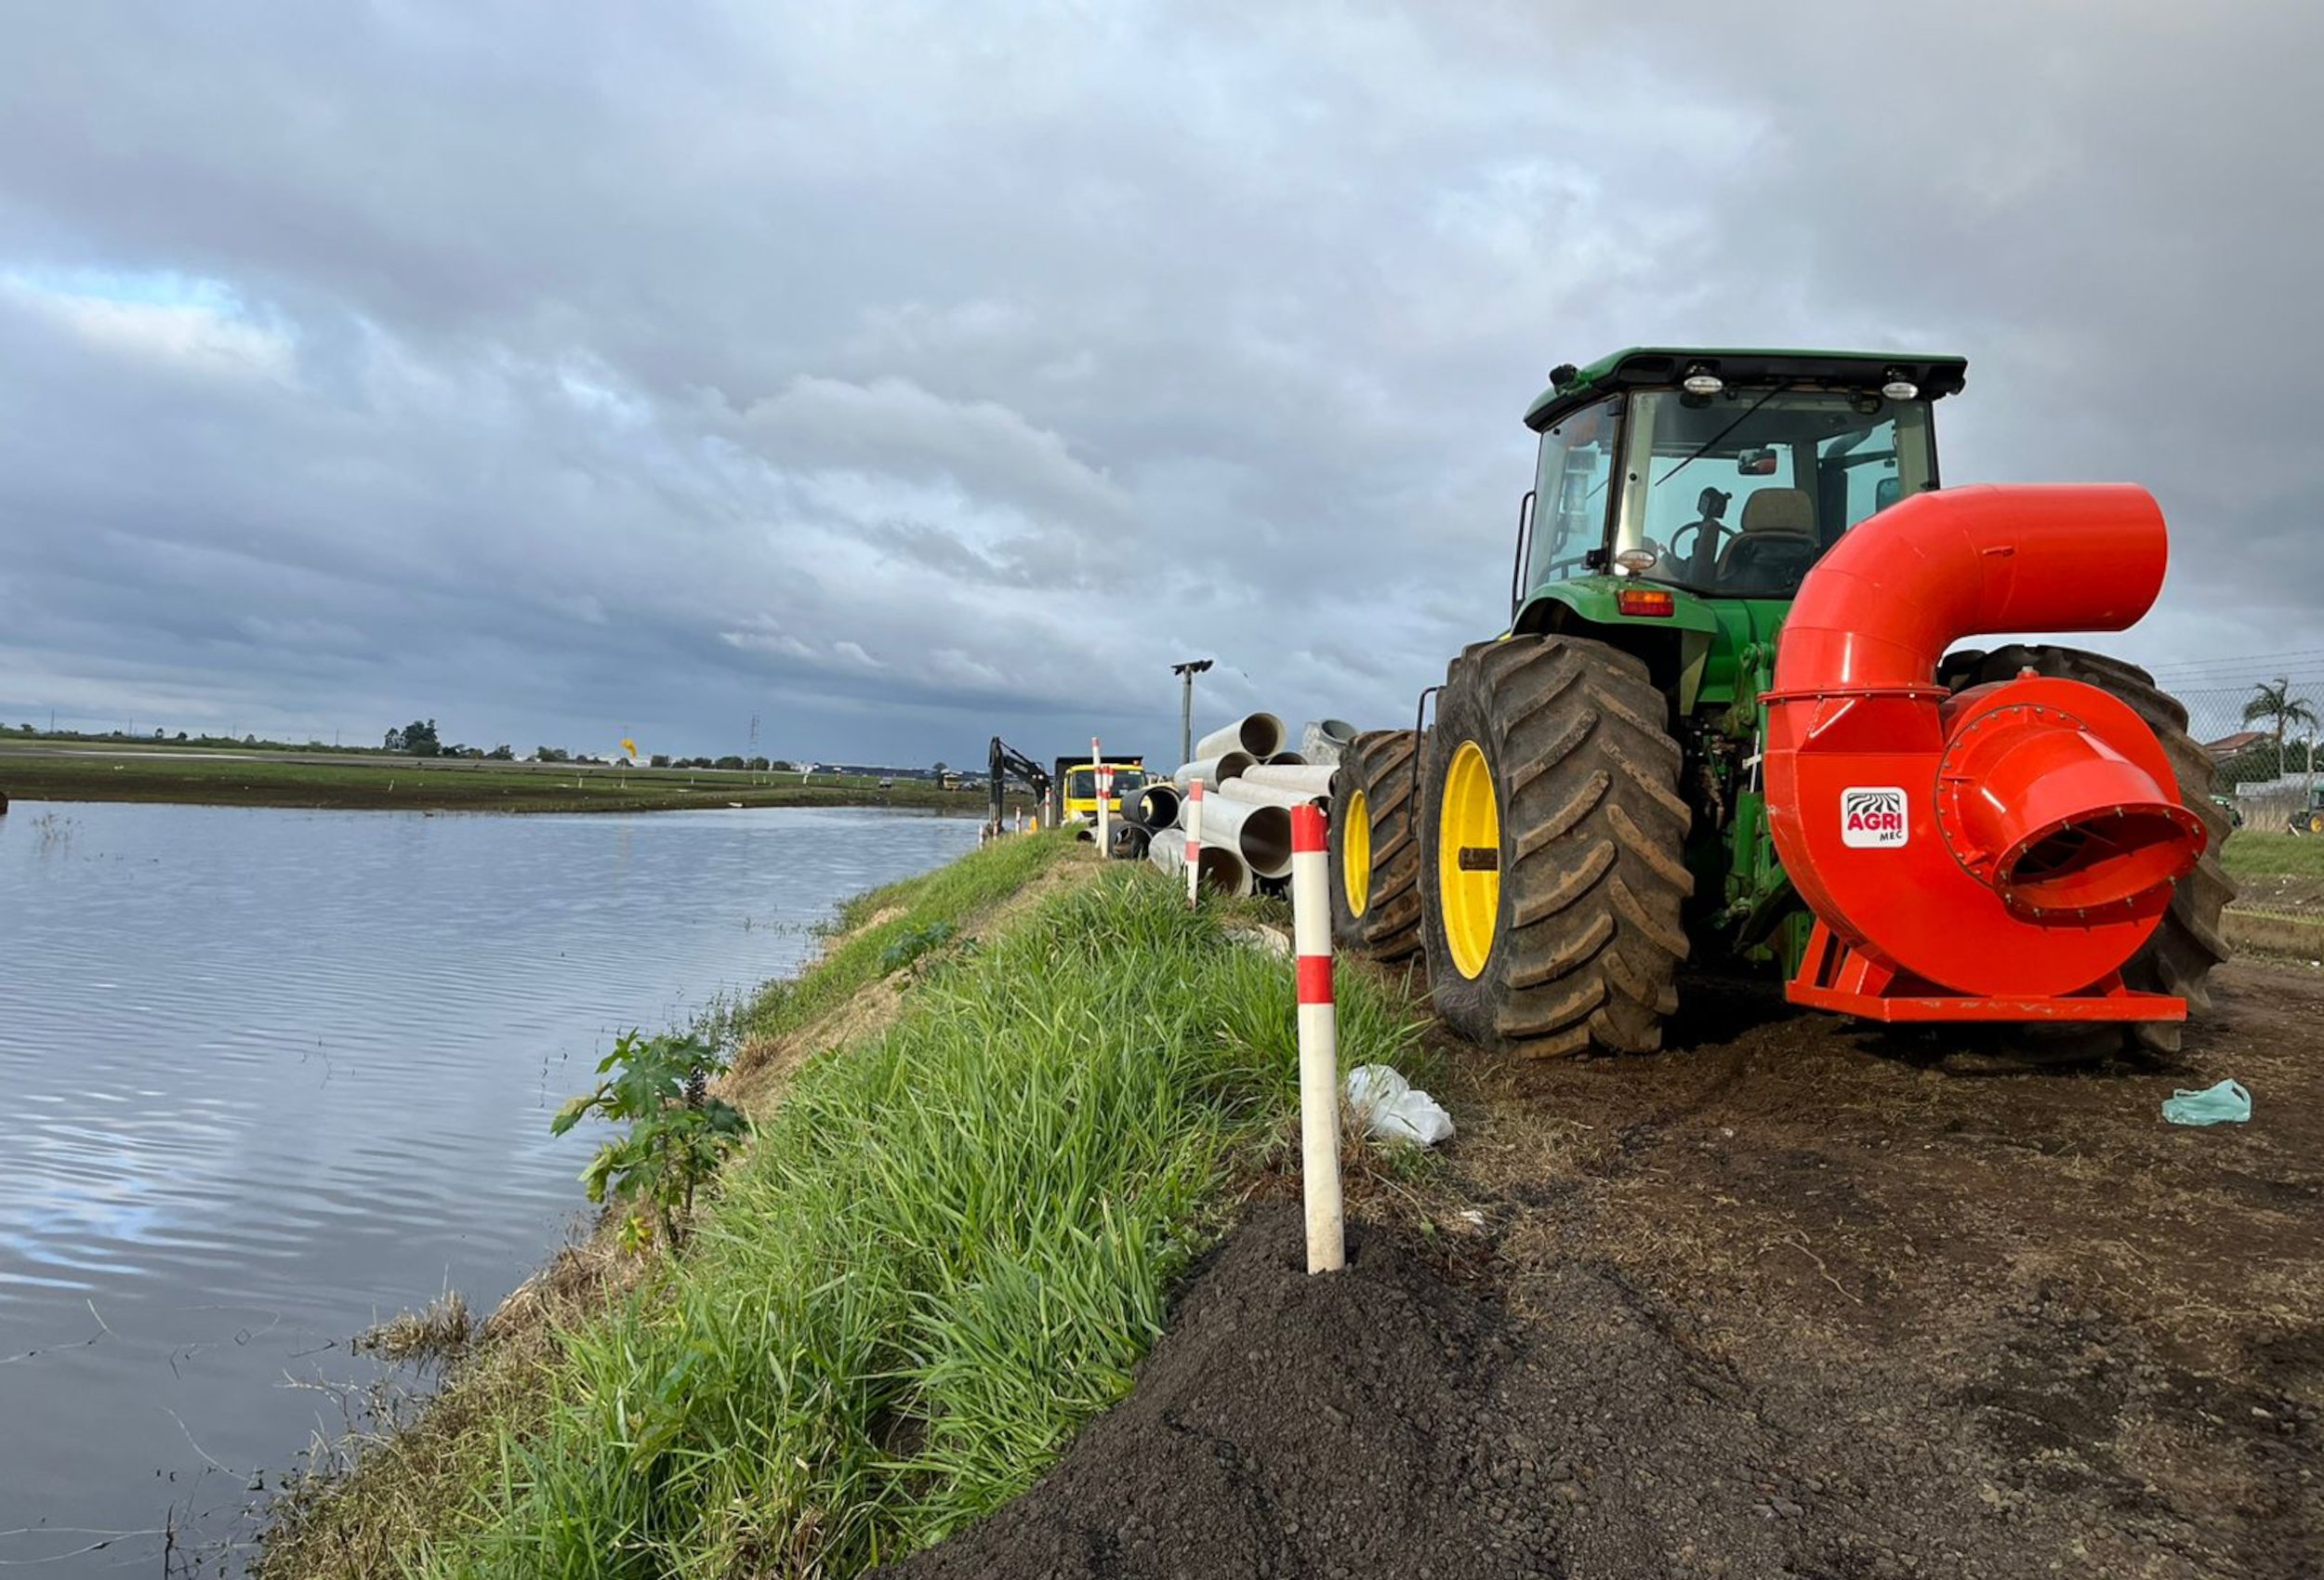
[{"left": 1515, "top": 349, "right": 1967, "bottom": 612}]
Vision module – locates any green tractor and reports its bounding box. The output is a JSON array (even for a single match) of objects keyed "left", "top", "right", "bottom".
[{"left": 1330, "top": 349, "right": 2232, "bottom": 1055}]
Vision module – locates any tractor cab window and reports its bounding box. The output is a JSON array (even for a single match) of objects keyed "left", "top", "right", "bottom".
[
  {"left": 1614, "top": 388, "right": 1935, "bottom": 597},
  {"left": 1532, "top": 398, "right": 1618, "bottom": 583}
]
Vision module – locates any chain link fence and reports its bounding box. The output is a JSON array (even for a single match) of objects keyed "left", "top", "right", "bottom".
[
  {"left": 2157, "top": 663, "right": 2324, "bottom": 954},
  {"left": 2170, "top": 675, "right": 2324, "bottom": 836}
]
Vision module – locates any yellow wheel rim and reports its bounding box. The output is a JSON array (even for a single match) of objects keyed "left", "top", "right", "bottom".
[
  {"left": 2311, "top": 812, "right": 2323, "bottom": 835},
  {"left": 1438, "top": 739, "right": 1500, "bottom": 981},
  {"left": 1343, "top": 788, "right": 1371, "bottom": 917}
]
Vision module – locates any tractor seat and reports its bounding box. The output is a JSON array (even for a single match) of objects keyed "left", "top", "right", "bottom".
[{"left": 1717, "top": 488, "right": 1820, "bottom": 591}]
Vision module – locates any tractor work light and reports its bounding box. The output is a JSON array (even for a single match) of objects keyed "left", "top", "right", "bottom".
[
  {"left": 1613, "top": 547, "right": 1659, "bottom": 573},
  {"left": 1616, "top": 586, "right": 1676, "bottom": 616},
  {"left": 1682, "top": 370, "right": 1724, "bottom": 397},
  {"left": 1881, "top": 373, "right": 1920, "bottom": 402}
]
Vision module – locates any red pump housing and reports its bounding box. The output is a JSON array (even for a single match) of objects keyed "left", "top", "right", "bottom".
[{"left": 1763, "top": 484, "right": 2207, "bottom": 1021}]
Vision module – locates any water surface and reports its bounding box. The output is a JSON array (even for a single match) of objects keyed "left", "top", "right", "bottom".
[{"left": 0, "top": 801, "right": 978, "bottom": 1573}]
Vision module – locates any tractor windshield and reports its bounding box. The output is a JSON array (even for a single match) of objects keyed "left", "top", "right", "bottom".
[{"left": 1613, "top": 388, "right": 1936, "bottom": 597}]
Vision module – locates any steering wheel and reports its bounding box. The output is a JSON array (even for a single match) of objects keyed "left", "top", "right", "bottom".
[{"left": 1668, "top": 518, "right": 1734, "bottom": 570}]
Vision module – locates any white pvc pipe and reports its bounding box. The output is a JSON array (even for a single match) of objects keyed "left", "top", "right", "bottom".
[
  {"left": 1213, "top": 777, "right": 1327, "bottom": 813},
  {"left": 1289, "top": 804, "right": 1343, "bottom": 1274},
  {"left": 1149, "top": 821, "right": 1252, "bottom": 896},
  {"left": 1298, "top": 719, "right": 1358, "bottom": 770},
  {"left": 1175, "top": 751, "right": 1254, "bottom": 787},
  {"left": 1197, "top": 792, "right": 1293, "bottom": 879},
  {"left": 1194, "top": 712, "right": 1285, "bottom": 762},
  {"left": 1242, "top": 764, "right": 1340, "bottom": 797}
]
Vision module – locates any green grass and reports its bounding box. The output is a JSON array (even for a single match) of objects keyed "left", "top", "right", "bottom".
[
  {"left": 0, "top": 744, "right": 1008, "bottom": 815},
  {"left": 719, "top": 831, "right": 1076, "bottom": 1047},
  {"left": 2220, "top": 830, "right": 2324, "bottom": 879},
  {"left": 263, "top": 846, "right": 1427, "bottom": 1580}
]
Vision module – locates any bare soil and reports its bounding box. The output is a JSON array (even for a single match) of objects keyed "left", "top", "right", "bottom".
[{"left": 886, "top": 959, "right": 2322, "bottom": 1579}]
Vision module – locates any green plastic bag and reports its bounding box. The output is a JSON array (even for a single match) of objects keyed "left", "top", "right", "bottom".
[{"left": 2162, "top": 1079, "right": 2251, "bottom": 1126}]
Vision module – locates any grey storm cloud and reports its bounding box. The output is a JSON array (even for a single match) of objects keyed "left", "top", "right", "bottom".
[{"left": 1, "top": 2, "right": 2317, "bottom": 762}]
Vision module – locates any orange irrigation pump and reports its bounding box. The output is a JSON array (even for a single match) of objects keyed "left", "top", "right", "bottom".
[
  {"left": 1764, "top": 484, "right": 2207, "bottom": 1020},
  {"left": 1328, "top": 349, "right": 2232, "bottom": 1058}
]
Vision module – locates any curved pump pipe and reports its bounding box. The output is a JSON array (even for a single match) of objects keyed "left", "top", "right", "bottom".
[{"left": 1764, "top": 484, "right": 2206, "bottom": 1008}]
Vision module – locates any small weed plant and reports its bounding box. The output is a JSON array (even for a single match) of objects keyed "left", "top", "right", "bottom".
[
  {"left": 551, "top": 1031, "right": 748, "bottom": 1251},
  {"left": 878, "top": 918, "right": 957, "bottom": 972}
]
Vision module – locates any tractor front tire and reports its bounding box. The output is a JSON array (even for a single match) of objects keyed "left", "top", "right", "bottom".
[
  {"left": 1328, "top": 729, "right": 1424, "bottom": 963},
  {"left": 1946, "top": 644, "right": 2234, "bottom": 1055},
  {"left": 1419, "top": 636, "right": 1693, "bottom": 1057}
]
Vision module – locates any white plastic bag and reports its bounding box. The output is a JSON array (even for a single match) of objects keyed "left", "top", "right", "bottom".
[{"left": 1342, "top": 1064, "right": 1455, "bottom": 1148}]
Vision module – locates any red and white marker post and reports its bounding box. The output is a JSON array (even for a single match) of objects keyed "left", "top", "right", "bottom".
[
  {"left": 1184, "top": 780, "right": 1204, "bottom": 908},
  {"left": 1289, "top": 804, "right": 1345, "bottom": 1274},
  {"left": 1090, "top": 735, "right": 1108, "bottom": 855}
]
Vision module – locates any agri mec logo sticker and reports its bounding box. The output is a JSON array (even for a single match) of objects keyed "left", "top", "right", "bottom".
[{"left": 1841, "top": 787, "right": 1909, "bottom": 849}]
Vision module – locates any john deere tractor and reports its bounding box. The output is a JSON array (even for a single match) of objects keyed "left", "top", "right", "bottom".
[{"left": 1330, "top": 349, "right": 2232, "bottom": 1055}]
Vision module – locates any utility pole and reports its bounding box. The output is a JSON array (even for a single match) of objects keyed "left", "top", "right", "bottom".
[{"left": 1170, "top": 658, "right": 1214, "bottom": 769}]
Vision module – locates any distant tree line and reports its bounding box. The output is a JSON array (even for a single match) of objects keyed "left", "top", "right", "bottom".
[
  {"left": 4, "top": 716, "right": 835, "bottom": 777},
  {"left": 383, "top": 719, "right": 515, "bottom": 760},
  {"left": 655, "top": 756, "right": 790, "bottom": 771}
]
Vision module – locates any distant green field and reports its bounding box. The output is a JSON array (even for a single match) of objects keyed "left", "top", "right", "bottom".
[
  {"left": 0, "top": 744, "right": 1000, "bottom": 815},
  {"left": 2220, "top": 830, "right": 2324, "bottom": 878}
]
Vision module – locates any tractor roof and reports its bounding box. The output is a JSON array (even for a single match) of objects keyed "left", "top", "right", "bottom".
[{"left": 1524, "top": 347, "right": 1969, "bottom": 432}]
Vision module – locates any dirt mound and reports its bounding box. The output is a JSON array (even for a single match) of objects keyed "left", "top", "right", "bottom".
[
  {"left": 886, "top": 1203, "right": 1811, "bottom": 1580},
  {"left": 889, "top": 959, "right": 2322, "bottom": 1580}
]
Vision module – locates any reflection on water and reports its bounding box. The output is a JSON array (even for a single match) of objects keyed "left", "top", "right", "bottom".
[{"left": 0, "top": 801, "right": 978, "bottom": 1573}]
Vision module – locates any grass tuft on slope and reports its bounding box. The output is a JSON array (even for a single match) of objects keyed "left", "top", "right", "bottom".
[{"left": 330, "top": 858, "right": 1421, "bottom": 1579}]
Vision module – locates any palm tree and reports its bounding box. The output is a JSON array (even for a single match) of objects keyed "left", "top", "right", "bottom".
[{"left": 2243, "top": 677, "right": 2320, "bottom": 777}]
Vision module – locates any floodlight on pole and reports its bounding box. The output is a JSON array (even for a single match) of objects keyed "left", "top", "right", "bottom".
[{"left": 1170, "top": 658, "right": 1215, "bottom": 770}]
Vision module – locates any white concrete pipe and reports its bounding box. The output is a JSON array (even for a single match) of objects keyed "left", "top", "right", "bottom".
[
  {"left": 1149, "top": 829, "right": 1255, "bottom": 896},
  {"left": 1214, "top": 777, "right": 1327, "bottom": 813},
  {"left": 1199, "top": 792, "right": 1294, "bottom": 879},
  {"left": 1133, "top": 783, "right": 1182, "bottom": 829},
  {"left": 1241, "top": 763, "right": 1340, "bottom": 797},
  {"left": 1194, "top": 712, "right": 1286, "bottom": 762},
  {"left": 1175, "top": 751, "right": 1255, "bottom": 787},
  {"left": 1297, "top": 718, "right": 1358, "bottom": 768},
  {"left": 1264, "top": 751, "right": 1306, "bottom": 766}
]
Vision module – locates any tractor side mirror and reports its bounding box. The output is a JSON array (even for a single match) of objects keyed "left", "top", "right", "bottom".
[
  {"left": 1736, "top": 446, "right": 1779, "bottom": 477},
  {"left": 1875, "top": 476, "right": 1903, "bottom": 512}
]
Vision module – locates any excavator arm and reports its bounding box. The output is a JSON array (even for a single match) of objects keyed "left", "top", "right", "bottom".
[{"left": 988, "top": 736, "right": 1051, "bottom": 832}]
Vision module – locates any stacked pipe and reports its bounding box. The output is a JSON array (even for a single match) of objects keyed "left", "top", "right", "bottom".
[
  {"left": 1147, "top": 823, "right": 1254, "bottom": 896},
  {"left": 1108, "top": 711, "right": 1356, "bottom": 890}
]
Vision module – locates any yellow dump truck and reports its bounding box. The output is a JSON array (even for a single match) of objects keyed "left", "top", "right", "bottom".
[{"left": 1052, "top": 755, "right": 1147, "bottom": 824}]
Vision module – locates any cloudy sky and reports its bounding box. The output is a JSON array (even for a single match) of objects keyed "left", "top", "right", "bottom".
[{"left": 3, "top": 3, "right": 2317, "bottom": 765}]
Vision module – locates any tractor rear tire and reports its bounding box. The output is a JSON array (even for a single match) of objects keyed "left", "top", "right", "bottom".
[
  {"left": 1418, "top": 636, "right": 1693, "bottom": 1057},
  {"left": 1328, "top": 729, "right": 1424, "bottom": 963},
  {"left": 1944, "top": 644, "right": 2234, "bottom": 1055}
]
